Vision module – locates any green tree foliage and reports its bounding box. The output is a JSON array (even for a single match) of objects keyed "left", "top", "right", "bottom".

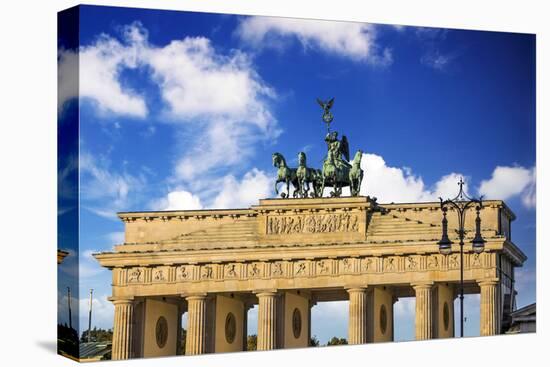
[
  {"left": 247, "top": 335, "right": 257, "bottom": 351},
  {"left": 57, "top": 323, "right": 78, "bottom": 358},
  {"left": 309, "top": 335, "right": 320, "bottom": 346},
  {"left": 327, "top": 336, "right": 348, "bottom": 345},
  {"left": 80, "top": 327, "right": 113, "bottom": 343}
]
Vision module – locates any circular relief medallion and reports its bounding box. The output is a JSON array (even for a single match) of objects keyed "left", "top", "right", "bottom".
[
  {"left": 225, "top": 312, "right": 236, "bottom": 344},
  {"left": 380, "top": 305, "right": 388, "bottom": 335},
  {"left": 292, "top": 308, "right": 302, "bottom": 339},
  {"left": 443, "top": 302, "right": 450, "bottom": 331},
  {"left": 155, "top": 316, "right": 168, "bottom": 349}
]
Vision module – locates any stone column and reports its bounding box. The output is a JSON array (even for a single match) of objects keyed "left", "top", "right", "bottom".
[
  {"left": 111, "top": 298, "right": 134, "bottom": 360},
  {"left": 256, "top": 291, "right": 278, "bottom": 350},
  {"left": 185, "top": 294, "right": 207, "bottom": 355},
  {"left": 413, "top": 282, "right": 433, "bottom": 340},
  {"left": 347, "top": 287, "right": 368, "bottom": 344},
  {"left": 479, "top": 279, "right": 500, "bottom": 336}
]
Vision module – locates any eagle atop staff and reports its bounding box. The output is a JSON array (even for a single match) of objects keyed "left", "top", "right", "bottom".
[{"left": 317, "top": 97, "right": 335, "bottom": 130}]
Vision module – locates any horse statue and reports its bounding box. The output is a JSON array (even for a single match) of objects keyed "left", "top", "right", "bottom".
[
  {"left": 296, "top": 152, "right": 323, "bottom": 198},
  {"left": 321, "top": 147, "right": 364, "bottom": 197},
  {"left": 349, "top": 150, "right": 364, "bottom": 196},
  {"left": 321, "top": 149, "right": 348, "bottom": 197},
  {"left": 272, "top": 152, "right": 299, "bottom": 198}
]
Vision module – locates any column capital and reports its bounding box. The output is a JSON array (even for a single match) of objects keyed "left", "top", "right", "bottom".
[
  {"left": 345, "top": 286, "right": 368, "bottom": 293},
  {"left": 477, "top": 278, "right": 499, "bottom": 287},
  {"left": 411, "top": 281, "right": 434, "bottom": 290},
  {"left": 182, "top": 293, "right": 207, "bottom": 301},
  {"left": 108, "top": 296, "right": 134, "bottom": 304},
  {"left": 254, "top": 289, "right": 278, "bottom": 297}
]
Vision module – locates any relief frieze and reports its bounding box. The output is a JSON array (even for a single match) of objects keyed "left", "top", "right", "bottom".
[
  {"left": 119, "top": 252, "right": 492, "bottom": 286},
  {"left": 266, "top": 212, "right": 359, "bottom": 235}
]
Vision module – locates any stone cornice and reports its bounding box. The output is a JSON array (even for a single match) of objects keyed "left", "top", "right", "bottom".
[
  {"left": 117, "top": 208, "right": 254, "bottom": 222},
  {"left": 93, "top": 237, "right": 509, "bottom": 268},
  {"left": 502, "top": 239, "right": 528, "bottom": 266},
  {"left": 378, "top": 199, "right": 516, "bottom": 220}
]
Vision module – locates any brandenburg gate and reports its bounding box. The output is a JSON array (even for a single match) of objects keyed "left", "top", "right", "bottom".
[
  {"left": 93, "top": 99, "right": 526, "bottom": 360},
  {"left": 94, "top": 196, "right": 526, "bottom": 359}
]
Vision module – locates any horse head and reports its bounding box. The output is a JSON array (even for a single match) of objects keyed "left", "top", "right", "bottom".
[
  {"left": 298, "top": 152, "right": 306, "bottom": 167},
  {"left": 272, "top": 152, "right": 286, "bottom": 168},
  {"left": 353, "top": 150, "right": 363, "bottom": 167}
]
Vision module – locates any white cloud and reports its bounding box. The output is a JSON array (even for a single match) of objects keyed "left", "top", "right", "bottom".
[
  {"left": 394, "top": 297, "right": 415, "bottom": 317},
  {"left": 479, "top": 165, "right": 536, "bottom": 208},
  {"left": 359, "top": 153, "right": 536, "bottom": 208},
  {"left": 432, "top": 172, "right": 471, "bottom": 199},
  {"left": 515, "top": 265, "right": 536, "bottom": 293},
  {"left": 247, "top": 305, "right": 258, "bottom": 335},
  {"left": 151, "top": 190, "right": 203, "bottom": 211},
  {"left": 60, "top": 22, "right": 279, "bottom": 183},
  {"left": 58, "top": 48, "right": 79, "bottom": 113},
  {"left": 79, "top": 294, "right": 115, "bottom": 331},
  {"left": 149, "top": 33, "right": 280, "bottom": 182},
  {"left": 80, "top": 151, "right": 146, "bottom": 219},
  {"left": 58, "top": 30, "right": 148, "bottom": 117},
  {"left": 79, "top": 249, "right": 108, "bottom": 278},
  {"left": 153, "top": 168, "right": 272, "bottom": 212},
  {"left": 106, "top": 231, "right": 125, "bottom": 244},
  {"left": 58, "top": 153, "right": 78, "bottom": 215},
  {"left": 311, "top": 301, "right": 349, "bottom": 343},
  {"left": 145, "top": 36, "right": 275, "bottom": 126},
  {"left": 420, "top": 50, "right": 453, "bottom": 70},
  {"left": 236, "top": 16, "right": 392, "bottom": 65},
  {"left": 211, "top": 168, "right": 272, "bottom": 209},
  {"left": 359, "top": 153, "right": 476, "bottom": 204},
  {"left": 57, "top": 290, "right": 79, "bottom": 327}
]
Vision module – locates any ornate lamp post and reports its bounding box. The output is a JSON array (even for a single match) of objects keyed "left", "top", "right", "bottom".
[{"left": 438, "top": 178, "right": 486, "bottom": 337}]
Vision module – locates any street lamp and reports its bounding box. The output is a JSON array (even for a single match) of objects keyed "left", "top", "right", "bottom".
[{"left": 437, "top": 178, "right": 485, "bottom": 337}]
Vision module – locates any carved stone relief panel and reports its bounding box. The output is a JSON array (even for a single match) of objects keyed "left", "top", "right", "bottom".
[
  {"left": 248, "top": 262, "right": 263, "bottom": 278},
  {"left": 127, "top": 267, "right": 143, "bottom": 283},
  {"left": 448, "top": 254, "right": 460, "bottom": 269},
  {"left": 201, "top": 264, "right": 215, "bottom": 280},
  {"left": 294, "top": 261, "right": 309, "bottom": 277},
  {"left": 225, "top": 263, "right": 240, "bottom": 279},
  {"left": 427, "top": 255, "right": 440, "bottom": 270},
  {"left": 153, "top": 266, "right": 168, "bottom": 282},
  {"left": 266, "top": 212, "right": 359, "bottom": 235},
  {"left": 406, "top": 256, "right": 419, "bottom": 271},
  {"left": 177, "top": 265, "right": 192, "bottom": 281},
  {"left": 383, "top": 257, "right": 396, "bottom": 272},
  {"left": 316, "top": 259, "right": 332, "bottom": 275},
  {"left": 271, "top": 261, "right": 285, "bottom": 277},
  {"left": 361, "top": 257, "right": 375, "bottom": 273},
  {"left": 470, "top": 253, "right": 482, "bottom": 268},
  {"left": 339, "top": 258, "right": 355, "bottom": 274}
]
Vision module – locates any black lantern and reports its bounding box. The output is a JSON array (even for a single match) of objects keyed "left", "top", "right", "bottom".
[
  {"left": 438, "top": 207, "right": 452, "bottom": 255},
  {"left": 472, "top": 206, "right": 486, "bottom": 254},
  {"left": 438, "top": 178, "right": 484, "bottom": 338}
]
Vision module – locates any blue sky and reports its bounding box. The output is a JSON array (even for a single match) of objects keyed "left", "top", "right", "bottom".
[{"left": 58, "top": 5, "right": 536, "bottom": 344}]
